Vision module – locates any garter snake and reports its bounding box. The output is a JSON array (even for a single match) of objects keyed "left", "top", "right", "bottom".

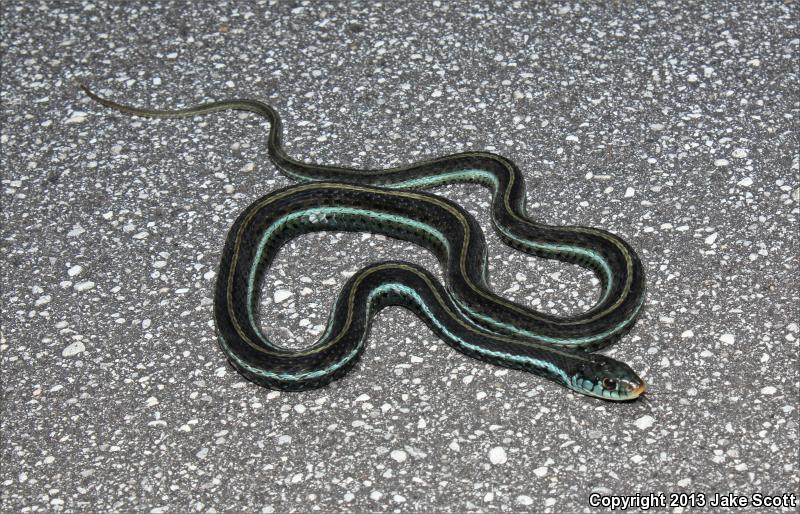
[{"left": 81, "top": 84, "right": 647, "bottom": 401}]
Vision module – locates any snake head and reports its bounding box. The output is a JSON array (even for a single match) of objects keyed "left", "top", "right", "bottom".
[{"left": 569, "top": 354, "right": 646, "bottom": 401}]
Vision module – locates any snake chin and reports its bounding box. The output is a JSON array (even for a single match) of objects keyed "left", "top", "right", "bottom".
[{"left": 571, "top": 355, "right": 646, "bottom": 401}]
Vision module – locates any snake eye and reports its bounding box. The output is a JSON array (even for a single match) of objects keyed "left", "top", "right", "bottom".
[{"left": 602, "top": 378, "right": 617, "bottom": 391}]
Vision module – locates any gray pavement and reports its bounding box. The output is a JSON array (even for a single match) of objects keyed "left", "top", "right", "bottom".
[{"left": 1, "top": 1, "right": 798, "bottom": 512}]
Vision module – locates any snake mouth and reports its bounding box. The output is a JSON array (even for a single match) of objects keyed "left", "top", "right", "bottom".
[{"left": 631, "top": 381, "right": 647, "bottom": 398}]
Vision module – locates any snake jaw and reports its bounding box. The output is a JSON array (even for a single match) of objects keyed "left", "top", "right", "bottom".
[{"left": 611, "top": 377, "right": 647, "bottom": 401}]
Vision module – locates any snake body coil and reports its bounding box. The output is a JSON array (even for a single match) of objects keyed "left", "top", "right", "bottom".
[{"left": 82, "top": 85, "right": 647, "bottom": 401}]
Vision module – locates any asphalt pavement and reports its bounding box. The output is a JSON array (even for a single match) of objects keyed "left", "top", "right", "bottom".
[{"left": 1, "top": 1, "right": 798, "bottom": 512}]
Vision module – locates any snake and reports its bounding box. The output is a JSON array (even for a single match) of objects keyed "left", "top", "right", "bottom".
[{"left": 81, "top": 84, "right": 647, "bottom": 401}]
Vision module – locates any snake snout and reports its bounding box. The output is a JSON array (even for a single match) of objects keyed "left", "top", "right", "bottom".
[{"left": 621, "top": 377, "right": 647, "bottom": 399}]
